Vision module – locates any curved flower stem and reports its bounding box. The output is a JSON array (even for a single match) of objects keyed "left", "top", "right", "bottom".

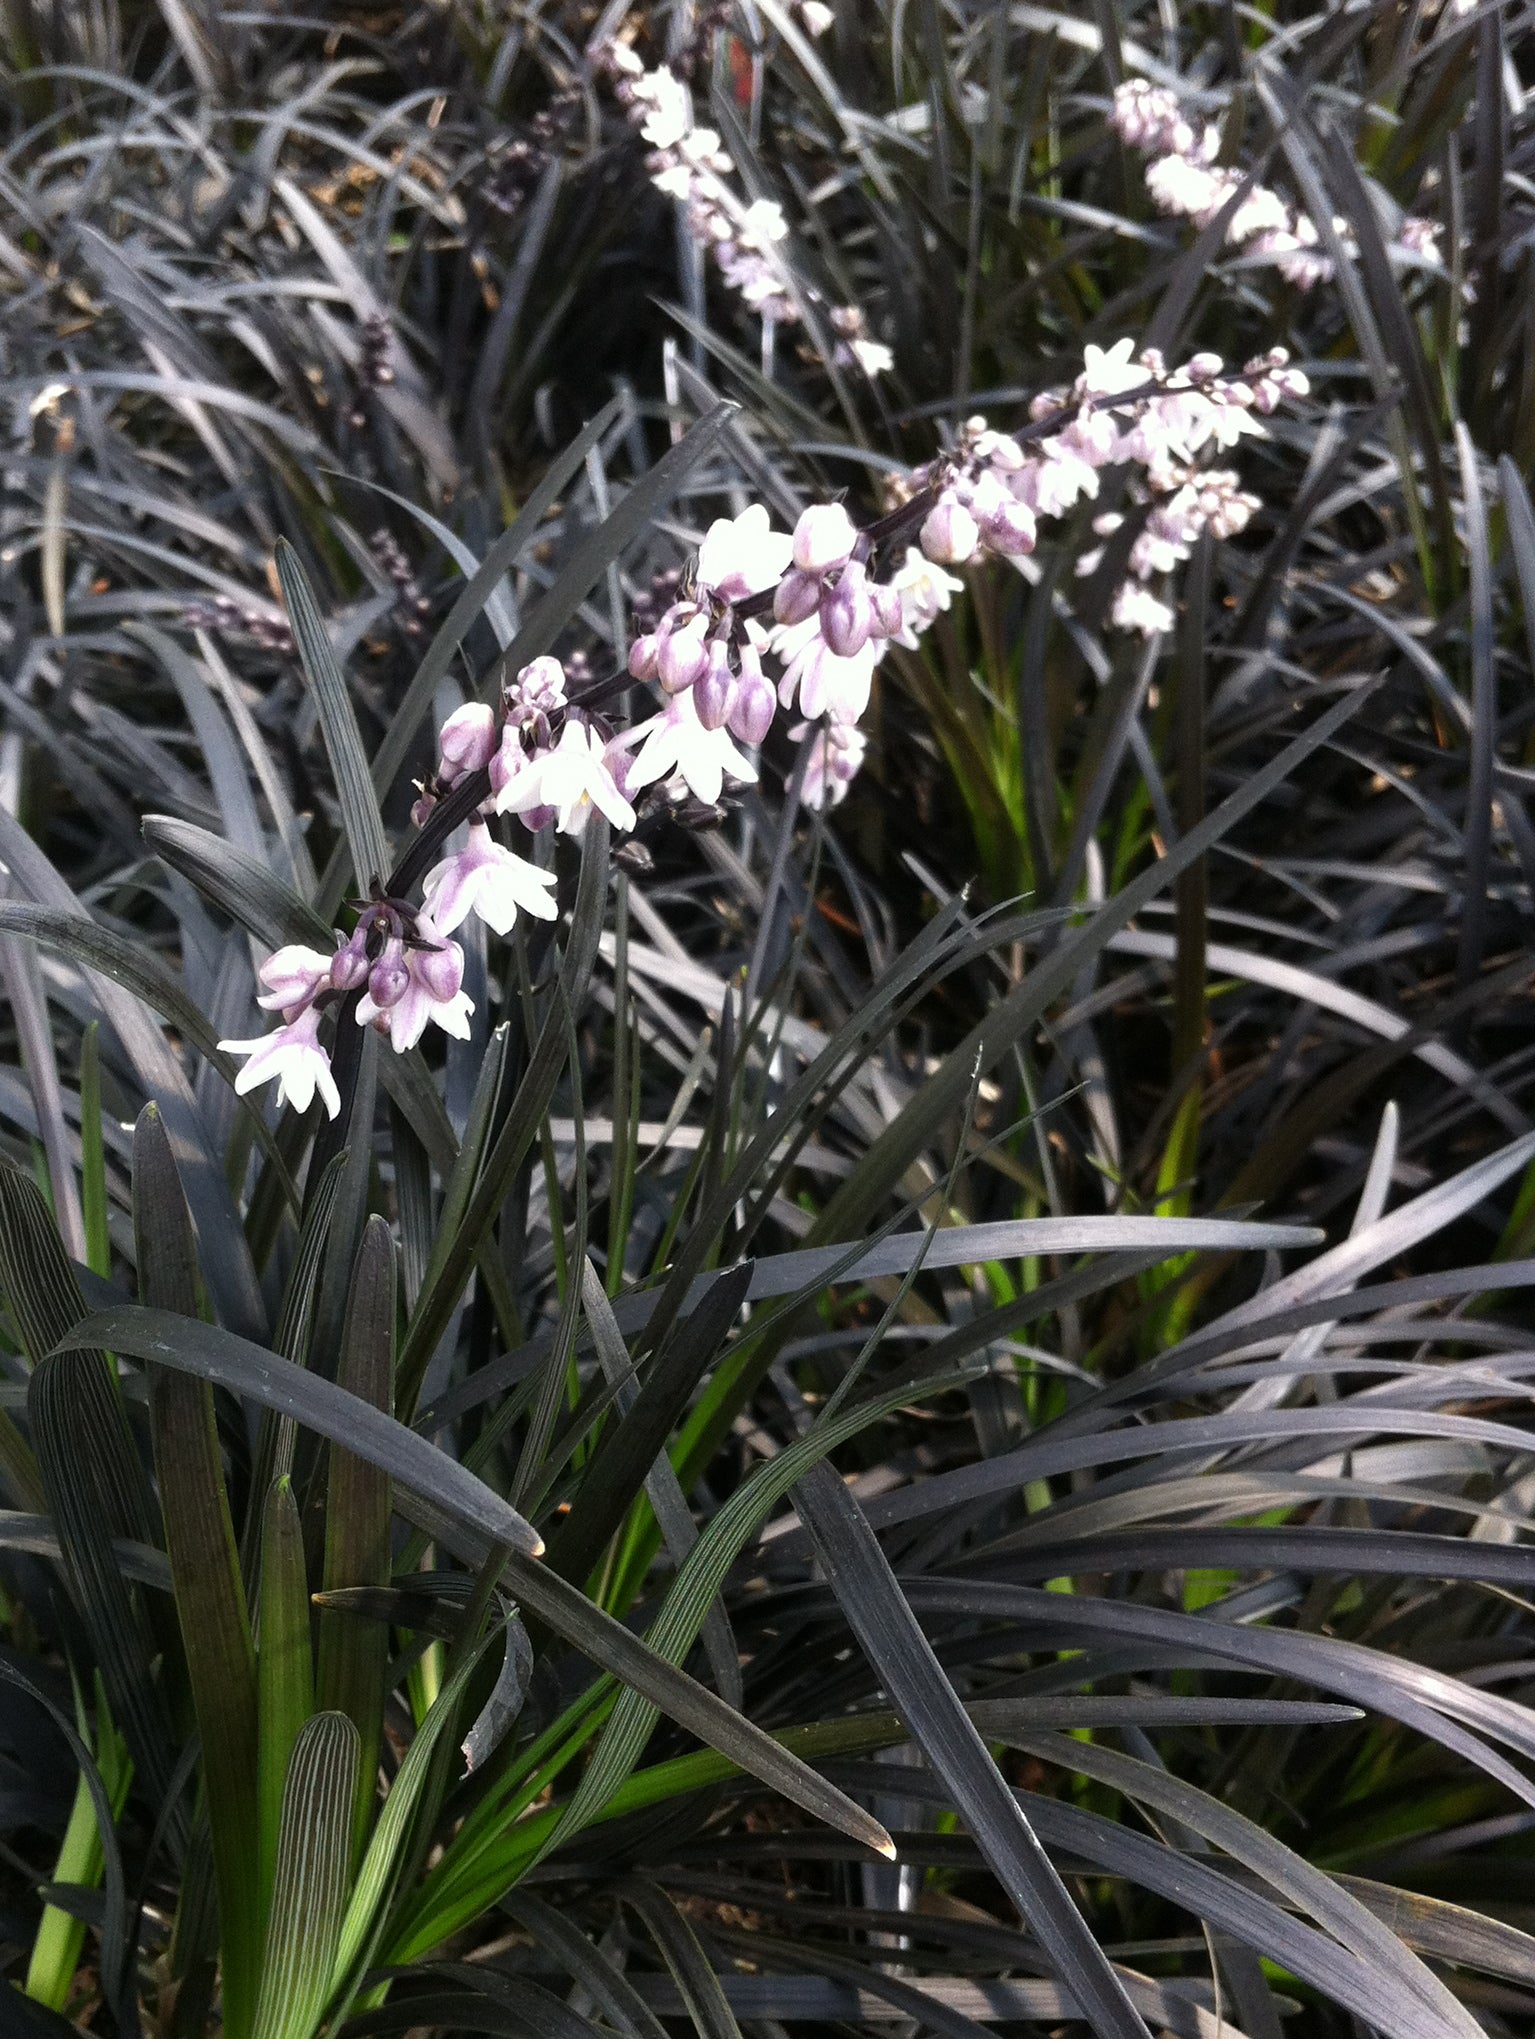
[{"left": 388, "top": 766, "right": 494, "bottom": 898}]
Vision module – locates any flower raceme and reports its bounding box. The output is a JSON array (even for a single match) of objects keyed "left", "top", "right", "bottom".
[
  {"left": 597, "top": 36, "right": 893, "bottom": 373},
  {"left": 222, "top": 338, "right": 1308, "bottom": 1113},
  {"left": 1109, "top": 79, "right": 1440, "bottom": 290}
]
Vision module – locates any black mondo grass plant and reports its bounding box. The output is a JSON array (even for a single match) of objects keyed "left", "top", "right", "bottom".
[{"left": 6, "top": 2, "right": 1535, "bottom": 2038}]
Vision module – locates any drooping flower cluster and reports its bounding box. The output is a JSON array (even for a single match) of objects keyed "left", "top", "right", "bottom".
[
  {"left": 1110, "top": 79, "right": 1438, "bottom": 290},
  {"left": 218, "top": 908, "right": 475, "bottom": 1119},
  {"left": 596, "top": 39, "right": 892, "bottom": 375},
  {"left": 221, "top": 339, "right": 1310, "bottom": 1112}
]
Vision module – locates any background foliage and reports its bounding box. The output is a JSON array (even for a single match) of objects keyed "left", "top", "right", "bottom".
[{"left": 3, "top": 2, "right": 1535, "bottom": 2036}]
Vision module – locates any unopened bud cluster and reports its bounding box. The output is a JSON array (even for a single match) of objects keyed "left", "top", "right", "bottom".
[{"left": 182, "top": 594, "right": 295, "bottom": 654}]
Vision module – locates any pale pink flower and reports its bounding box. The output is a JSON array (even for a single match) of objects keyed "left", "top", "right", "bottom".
[
  {"left": 793, "top": 502, "right": 859, "bottom": 576},
  {"left": 775, "top": 616, "right": 879, "bottom": 723},
  {"left": 887, "top": 548, "right": 963, "bottom": 648},
  {"left": 696, "top": 503, "right": 793, "bottom": 601},
  {"left": 797, "top": 719, "right": 867, "bottom": 810},
  {"left": 920, "top": 495, "right": 979, "bottom": 565},
  {"left": 219, "top": 1005, "right": 340, "bottom": 1118},
  {"left": 497, "top": 718, "right": 637, "bottom": 836},
  {"left": 630, "top": 686, "right": 759, "bottom": 805},
  {"left": 1021, "top": 440, "right": 1101, "bottom": 518},
  {"left": 255, "top": 945, "right": 334, "bottom": 1016},
  {"left": 421, "top": 824, "right": 559, "bottom": 937}
]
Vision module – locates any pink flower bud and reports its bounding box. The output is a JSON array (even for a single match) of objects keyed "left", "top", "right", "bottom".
[
  {"left": 256, "top": 945, "right": 333, "bottom": 1012},
  {"left": 792, "top": 502, "right": 858, "bottom": 576},
  {"left": 489, "top": 724, "right": 525, "bottom": 803},
  {"left": 774, "top": 568, "right": 823, "bottom": 626},
  {"left": 869, "top": 581, "right": 904, "bottom": 638},
  {"left": 412, "top": 937, "right": 464, "bottom": 1004},
  {"left": 604, "top": 741, "right": 640, "bottom": 805},
  {"left": 657, "top": 613, "right": 709, "bottom": 693},
  {"left": 693, "top": 639, "right": 738, "bottom": 731},
  {"left": 628, "top": 633, "right": 660, "bottom": 680},
  {"left": 919, "top": 495, "right": 979, "bottom": 566},
  {"left": 820, "top": 559, "right": 874, "bottom": 658},
  {"left": 437, "top": 702, "right": 498, "bottom": 780},
  {"left": 512, "top": 654, "right": 566, "bottom": 706},
  {"left": 410, "top": 789, "right": 437, "bottom": 827},
  {"left": 515, "top": 802, "right": 556, "bottom": 833},
  {"left": 980, "top": 498, "right": 1037, "bottom": 557},
  {"left": 330, "top": 928, "right": 371, "bottom": 992},
  {"left": 368, "top": 939, "right": 410, "bottom": 1010},
  {"left": 729, "top": 668, "right": 777, "bottom": 745}
]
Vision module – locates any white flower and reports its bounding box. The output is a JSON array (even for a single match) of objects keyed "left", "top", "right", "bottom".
[
  {"left": 1145, "top": 153, "right": 1227, "bottom": 222},
  {"left": 1078, "top": 339, "right": 1147, "bottom": 398},
  {"left": 219, "top": 1005, "right": 340, "bottom": 1119},
  {"left": 255, "top": 945, "right": 335, "bottom": 1015},
  {"left": 775, "top": 616, "right": 879, "bottom": 722},
  {"left": 680, "top": 126, "right": 724, "bottom": 164},
  {"left": 793, "top": 502, "right": 859, "bottom": 576},
  {"left": 738, "top": 198, "right": 788, "bottom": 248},
  {"left": 1227, "top": 186, "right": 1292, "bottom": 245},
  {"left": 421, "top": 823, "right": 559, "bottom": 938},
  {"left": 799, "top": 0, "right": 835, "bottom": 33},
  {"left": 887, "top": 547, "right": 963, "bottom": 648},
  {"left": 1204, "top": 396, "right": 1266, "bottom": 451},
  {"left": 1111, "top": 583, "right": 1176, "bottom": 636},
  {"left": 356, "top": 913, "right": 473, "bottom": 1053},
  {"left": 497, "top": 718, "right": 637, "bottom": 836},
  {"left": 651, "top": 162, "right": 696, "bottom": 202},
  {"left": 637, "top": 69, "right": 690, "bottom": 150},
  {"left": 849, "top": 337, "right": 894, "bottom": 376},
  {"left": 629, "top": 686, "right": 759, "bottom": 805},
  {"left": 1022, "top": 439, "right": 1101, "bottom": 518},
  {"left": 696, "top": 503, "right": 794, "bottom": 601}
]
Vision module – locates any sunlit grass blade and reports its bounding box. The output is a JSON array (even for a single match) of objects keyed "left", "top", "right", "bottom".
[{"left": 252, "top": 1711, "right": 359, "bottom": 2039}]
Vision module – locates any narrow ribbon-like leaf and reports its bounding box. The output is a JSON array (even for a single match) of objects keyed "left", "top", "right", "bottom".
[
  {"left": 792, "top": 1461, "right": 1151, "bottom": 2039},
  {"left": 274, "top": 537, "right": 390, "bottom": 894},
  {"left": 257, "top": 1476, "right": 314, "bottom": 1930},
  {"left": 58, "top": 1304, "right": 541, "bottom": 1558},
  {"left": 316, "top": 1216, "right": 395, "bottom": 1855},
  {"left": 135, "top": 1105, "right": 260, "bottom": 2039},
  {"left": 252, "top": 1711, "right": 359, "bottom": 2039}
]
